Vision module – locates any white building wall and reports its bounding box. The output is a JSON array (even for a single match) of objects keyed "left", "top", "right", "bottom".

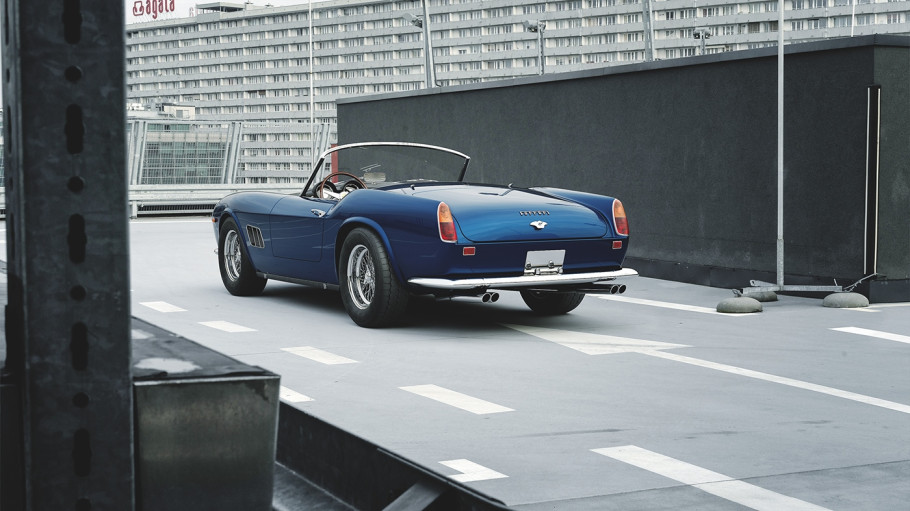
[{"left": 125, "top": 0, "right": 910, "bottom": 182}]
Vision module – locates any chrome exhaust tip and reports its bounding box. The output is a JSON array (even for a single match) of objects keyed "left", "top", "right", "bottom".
[{"left": 481, "top": 292, "right": 500, "bottom": 303}]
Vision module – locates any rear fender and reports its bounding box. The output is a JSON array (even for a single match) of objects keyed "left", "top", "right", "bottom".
[
  {"left": 335, "top": 217, "right": 409, "bottom": 285},
  {"left": 532, "top": 187, "right": 624, "bottom": 237}
]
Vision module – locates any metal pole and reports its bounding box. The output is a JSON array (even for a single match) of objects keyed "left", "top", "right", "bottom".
[
  {"left": 777, "top": 0, "right": 785, "bottom": 287},
  {"left": 2, "top": 0, "right": 135, "bottom": 509},
  {"left": 309, "top": 0, "right": 316, "bottom": 164},
  {"left": 642, "top": 0, "right": 654, "bottom": 62},
  {"left": 422, "top": 0, "right": 435, "bottom": 87},
  {"left": 538, "top": 28, "right": 545, "bottom": 75}
]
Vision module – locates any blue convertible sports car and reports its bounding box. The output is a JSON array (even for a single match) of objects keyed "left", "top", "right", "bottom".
[{"left": 213, "top": 142, "right": 636, "bottom": 327}]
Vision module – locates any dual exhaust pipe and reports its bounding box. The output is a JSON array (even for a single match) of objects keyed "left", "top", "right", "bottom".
[
  {"left": 605, "top": 284, "right": 627, "bottom": 294},
  {"left": 575, "top": 283, "right": 627, "bottom": 295},
  {"left": 443, "top": 284, "right": 628, "bottom": 304},
  {"left": 439, "top": 292, "right": 500, "bottom": 303}
]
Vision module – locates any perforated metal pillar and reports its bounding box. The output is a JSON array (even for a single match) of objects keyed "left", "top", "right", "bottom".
[{"left": 2, "top": 1, "right": 134, "bottom": 509}]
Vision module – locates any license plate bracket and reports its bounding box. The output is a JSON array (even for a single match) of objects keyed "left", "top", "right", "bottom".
[{"left": 524, "top": 250, "right": 565, "bottom": 276}]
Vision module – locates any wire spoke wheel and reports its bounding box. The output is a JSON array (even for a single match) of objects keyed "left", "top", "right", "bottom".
[
  {"left": 217, "top": 218, "right": 267, "bottom": 296},
  {"left": 223, "top": 229, "right": 243, "bottom": 282},
  {"left": 347, "top": 244, "right": 376, "bottom": 309},
  {"left": 339, "top": 227, "right": 409, "bottom": 327}
]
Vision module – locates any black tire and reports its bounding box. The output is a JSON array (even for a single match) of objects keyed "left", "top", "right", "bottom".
[
  {"left": 339, "top": 228, "right": 409, "bottom": 327},
  {"left": 218, "top": 218, "right": 267, "bottom": 296},
  {"left": 520, "top": 290, "right": 585, "bottom": 315}
]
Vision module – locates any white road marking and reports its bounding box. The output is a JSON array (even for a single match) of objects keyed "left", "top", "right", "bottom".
[
  {"left": 596, "top": 295, "right": 741, "bottom": 316},
  {"left": 831, "top": 326, "right": 910, "bottom": 345},
  {"left": 646, "top": 350, "right": 910, "bottom": 414},
  {"left": 199, "top": 320, "right": 256, "bottom": 333},
  {"left": 282, "top": 346, "right": 358, "bottom": 365},
  {"left": 868, "top": 302, "right": 910, "bottom": 308},
  {"left": 439, "top": 459, "right": 508, "bottom": 483},
  {"left": 140, "top": 301, "right": 186, "bottom": 313},
  {"left": 400, "top": 385, "right": 514, "bottom": 415},
  {"left": 131, "top": 329, "right": 153, "bottom": 340},
  {"left": 280, "top": 386, "right": 314, "bottom": 403},
  {"left": 593, "top": 445, "right": 831, "bottom": 511},
  {"left": 502, "top": 324, "right": 689, "bottom": 354},
  {"left": 511, "top": 324, "right": 910, "bottom": 415}
]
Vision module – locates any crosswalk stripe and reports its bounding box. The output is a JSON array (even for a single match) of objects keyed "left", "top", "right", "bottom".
[
  {"left": 401, "top": 384, "right": 513, "bottom": 415},
  {"left": 280, "top": 386, "right": 314, "bottom": 403},
  {"left": 439, "top": 459, "right": 508, "bottom": 482},
  {"left": 282, "top": 346, "right": 358, "bottom": 365},
  {"left": 199, "top": 320, "right": 256, "bottom": 333},
  {"left": 140, "top": 301, "right": 186, "bottom": 313}
]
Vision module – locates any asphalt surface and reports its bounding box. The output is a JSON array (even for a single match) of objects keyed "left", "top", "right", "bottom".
[{"left": 5, "top": 218, "right": 910, "bottom": 510}]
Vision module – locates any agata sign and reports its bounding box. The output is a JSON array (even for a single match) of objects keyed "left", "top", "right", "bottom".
[{"left": 132, "top": 0, "right": 176, "bottom": 20}]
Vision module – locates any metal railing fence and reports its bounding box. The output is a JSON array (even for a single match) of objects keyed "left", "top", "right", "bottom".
[{"left": 0, "top": 185, "right": 304, "bottom": 219}]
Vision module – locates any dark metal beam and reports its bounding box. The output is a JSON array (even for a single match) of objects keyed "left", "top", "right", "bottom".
[{"left": 2, "top": 0, "right": 133, "bottom": 509}]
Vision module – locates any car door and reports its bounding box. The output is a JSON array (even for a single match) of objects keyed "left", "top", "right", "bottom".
[{"left": 269, "top": 195, "right": 331, "bottom": 267}]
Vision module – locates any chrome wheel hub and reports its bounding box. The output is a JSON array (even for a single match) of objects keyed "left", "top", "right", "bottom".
[
  {"left": 347, "top": 244, "right": 375, "bottom": 309},
  {"left": 224, "top": 230, "right": 243, "bottom": 282}
]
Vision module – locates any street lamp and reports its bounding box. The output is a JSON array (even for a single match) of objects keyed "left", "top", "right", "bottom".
[
  {"left": 523, "top": 20, "right": 546, "bottom": 75},
  {"left": 402, "top": 2, "right": 435, "bottom": 88},
  {"left": 693, "top": 28, "right": 711, "bottom": 55}
]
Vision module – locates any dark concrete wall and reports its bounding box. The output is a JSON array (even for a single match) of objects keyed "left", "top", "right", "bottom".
[
  {"left": 338, "top": 35, "right": 909, "bottom": 300},
  {"left": 874, "top": 46, "right": 910, "bottom": 294}
]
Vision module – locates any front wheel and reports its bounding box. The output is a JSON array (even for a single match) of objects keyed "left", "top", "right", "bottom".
[
  {"left": 339, "top": 228, "right": 409, "bottom": 327},
  {"left": 520, "top": 290, "right": 585, "bottom": 315},
  {"left": 219, "top": 218, "right": 267, "bottom": 296}
]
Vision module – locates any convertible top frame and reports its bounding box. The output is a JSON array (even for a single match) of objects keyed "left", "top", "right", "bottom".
[{"left": 301, "top": 142, "right": 472, "bottom": 197}]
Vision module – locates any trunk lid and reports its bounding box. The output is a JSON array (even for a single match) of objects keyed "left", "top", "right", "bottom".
[{"left": 411, "top": 185, "right": 608, "bottom": 242}]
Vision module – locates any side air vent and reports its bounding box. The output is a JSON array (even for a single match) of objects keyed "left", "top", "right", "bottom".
[{"left": 246, "top": 225, "right": 265, "bottom": 249}]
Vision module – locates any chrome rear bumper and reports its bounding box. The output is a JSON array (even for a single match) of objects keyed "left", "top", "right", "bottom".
[{"left": 408, "top": 268, "right": 638, "bottom": 291}]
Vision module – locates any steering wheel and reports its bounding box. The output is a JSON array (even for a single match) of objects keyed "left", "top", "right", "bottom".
[{"left": 316, "top": 172, "right": 367, "bottom": 199}]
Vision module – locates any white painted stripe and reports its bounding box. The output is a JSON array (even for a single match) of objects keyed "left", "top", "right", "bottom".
[
  {"left": 281, "top": 346, "right": 358, "bottom": 365},
  {"left": 508, "top": 323, "right": 910, "bottom": 414},
  {"left": 401, "top": 385, "right": 514, "bottom": 415},
  {"left": 199, "top": 320, "right": 256, "bottom": 333},
  {"left": 594, "top": 445, "right": 831, "bottom": 511},
  {"left": 646, "top": 350, "right": 910, "bottom": 415},
  {"left": 597, "top": 295, "right": 742, "bottom": 316},
  {"left": 439, "top": 459, "right": 508, "bottom": 483},
  {"left": 131, "top": 329, "right": 153, "bottom": 340},
  {"left": 831, "top": 326, "right": 910, "bottom": 345},
  {"left": 280, "top": 386, "right": 314, "bottom": 403},
  {"left": 502, "top": 324, "right": 689, "bottom": 354},
  {"left": 140, "top": 301, "right": 186, "bottom": 313},
  {"left": 869, "top": 302, "right": 910, "bottom": 308}
]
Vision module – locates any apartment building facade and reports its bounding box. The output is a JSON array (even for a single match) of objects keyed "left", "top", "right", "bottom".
[{"left": 125, "top": 0, "right": 910, "bottom": 183}]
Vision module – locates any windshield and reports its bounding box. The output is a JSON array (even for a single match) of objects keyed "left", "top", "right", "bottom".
[{"left": 303, "top": 142, "right": 470, "bottom": 196}]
